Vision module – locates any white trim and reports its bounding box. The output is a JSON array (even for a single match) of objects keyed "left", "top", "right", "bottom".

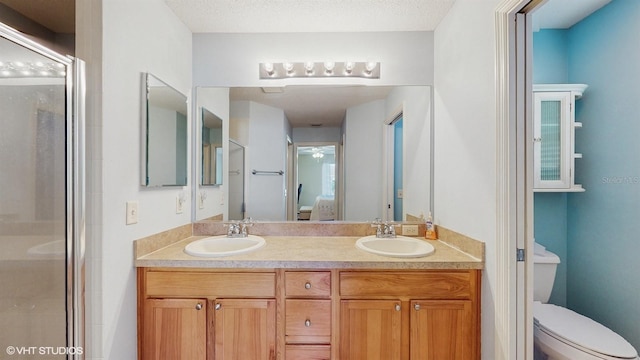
[{"left": 495, "top": 1, "right": 532, "bottom": 359}]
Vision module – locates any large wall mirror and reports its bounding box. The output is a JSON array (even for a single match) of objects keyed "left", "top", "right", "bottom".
[
  {"left": 201, "top": 107, "right": 223, "bottom": 186},
  {"left": 141, "top": 73, "right": 188, "bottom": 187},
  {"left": 193, "top": 85, "right": 432, "bottom": 222}
]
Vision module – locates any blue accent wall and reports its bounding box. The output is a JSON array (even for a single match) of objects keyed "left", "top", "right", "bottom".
[
  {"left": 534, "top": 0, "right": 640, "bottom": 350},
  {"left": 532, "top": 29, "right": 570, "bottom": 307}
]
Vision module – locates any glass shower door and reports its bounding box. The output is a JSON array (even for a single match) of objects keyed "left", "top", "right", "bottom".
[{"left": 0, "top": 23, "right": 84, "bottom": 359}]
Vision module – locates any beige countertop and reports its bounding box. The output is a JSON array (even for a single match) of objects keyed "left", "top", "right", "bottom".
[{"left": 135, "top": 235, "right": 483, "bottom": 270}]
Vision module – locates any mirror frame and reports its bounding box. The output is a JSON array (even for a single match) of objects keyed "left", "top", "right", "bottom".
[{"left": 141, "top": 72, "right": 189, "bottom": 187}]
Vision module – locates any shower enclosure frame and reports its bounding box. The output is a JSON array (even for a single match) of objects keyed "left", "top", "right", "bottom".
[{"left": 0, "top": 22, "right": 86, "bottom": 357}]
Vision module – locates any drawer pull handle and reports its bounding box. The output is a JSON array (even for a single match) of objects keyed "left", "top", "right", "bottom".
[
  {"left": 195, "top": 303, "right": 203, "bottom": 311},
  {"left": 305, "top": 319, "right": 311, "bottom": 327},
  {"left": 395, "top": 304, "right": 401, "bottom": 311},
  {"left": 304, "top": 282, "right": 312, "bottom": 289},
  {"left": 414, "top": 304, "right": 421, "bottom": 311},
  {"left": 215, "top": 303, "right": 221, "bottom": 310}
]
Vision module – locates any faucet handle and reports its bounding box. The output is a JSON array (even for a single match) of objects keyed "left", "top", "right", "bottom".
[{"left": 223, "top": 220, "right": 242, "bottom": 236}]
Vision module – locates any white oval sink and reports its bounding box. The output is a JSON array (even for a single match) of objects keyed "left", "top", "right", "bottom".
[
  {"left": 184, "top": 235, "right": 266, "bottom": 258},
  {"left": 355, "top": 235, "right": 435, "bottom": 258}
]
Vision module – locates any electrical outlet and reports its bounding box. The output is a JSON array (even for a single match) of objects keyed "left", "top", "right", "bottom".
[
  {"left": 176, "top": 195, "right": 185, "bottom": 214},
  {"left": 126, "top": 201, "right": 138, "bottom": 225},
  {"left": 198, "top": 195, "right": 205, "bottom": 209},
  {"left": 402, "top": 224, "right": 419, "bottom": 236}
]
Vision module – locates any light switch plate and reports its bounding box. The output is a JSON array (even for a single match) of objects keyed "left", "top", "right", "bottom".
[
  {"left": 176, "top": 196, "right": 184, "bottom": 214},
  {"left": 402, "top": 224, "right": 419, "bottom": 236},
  {"left": 126, "top": 201, "right": 138, "bottom": 225}
]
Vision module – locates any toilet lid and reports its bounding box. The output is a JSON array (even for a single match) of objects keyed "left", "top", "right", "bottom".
[{"left": 534, "top": 302, "right": 638, "bottom": 359}]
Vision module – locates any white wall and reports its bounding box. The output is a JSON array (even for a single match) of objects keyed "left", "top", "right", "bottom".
[
  {"left": 385, "top": 86, "right": 432, "bottom": 220},
  {"left": 229, "top": 100, "right": 251, "bottom": 146},
  {"left": 193, "top": 32, "right": 434, "bottom": 87},
  {"left": 97, "top": 0, "right": 192, "bottom": 358},
  {"left": 195, "top": 87, "right": 228, "bottom": 220},
  {"left": 243, "top": 101, "right": 290, "bottom": 220},
  {"left": 343, "top": 100, "right": 385, "bottom": 220},
  {"left": 434, "top": 1, "right": 500, "bottom": 358}
]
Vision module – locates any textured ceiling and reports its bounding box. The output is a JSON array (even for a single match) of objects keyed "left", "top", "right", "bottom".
[{"left": 165, "top": 0, "right": 456, "bottom": 33}]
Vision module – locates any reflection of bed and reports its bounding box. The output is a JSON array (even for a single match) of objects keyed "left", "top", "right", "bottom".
[
  {"left": 298, "top": 206, "right": 312, "bottom": 220},
  {"left": 310, "top": 196, "right": 335, "bottom": 221}
]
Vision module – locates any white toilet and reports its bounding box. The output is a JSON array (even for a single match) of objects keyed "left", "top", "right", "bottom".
[{"left": 534, "top": 244, "right": 639, "bottom": 360}]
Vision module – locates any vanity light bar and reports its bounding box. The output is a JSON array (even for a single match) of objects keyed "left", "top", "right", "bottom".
[
  {"left": 0, "top": 61, "right": 66, "bottom": 78},
  {"left": 259, "top": 61, "right": 380, "bottom": 79}
]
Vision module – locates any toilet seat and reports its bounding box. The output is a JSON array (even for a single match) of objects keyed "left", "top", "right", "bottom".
[{"left": 534, "top": 302, "right": 638, "bottom": 359}]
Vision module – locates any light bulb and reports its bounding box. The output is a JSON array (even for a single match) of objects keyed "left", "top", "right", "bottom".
[
  {"left": 365, "top": 62, "right": 377, "bottom": 73},
  {"left": 284, "top": 62, "right": 294, "bottom": 74},
  {"left": 304, "top": 62, "right": 315, "bottom": 75},
  {"left": 324, "top": 61, "right": 335, "bottom": 74},
  {"left": 344, "top": 61, "right": 355, "bottom": 74},
  {"left": 263, "top": 62, "right": 275, "bottom": 75}
]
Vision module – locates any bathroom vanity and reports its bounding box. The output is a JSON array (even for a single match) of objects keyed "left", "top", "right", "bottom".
[{"left": 135, "top": 230, "right": 483, "bottom": 360}]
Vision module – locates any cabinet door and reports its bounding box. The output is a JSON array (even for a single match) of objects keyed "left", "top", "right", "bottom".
[
  {"left": 410, "top": 300, "right": 476, "bottom": 360},
  {"left": 143, "top": 298, "right": 206, "bottom": 360},
  {"left": 340, "top": 300, "right": 402, "bottom": 360},
  {"left": 214, "top": 299, "right": 276, "bottom": 360},
  {"left": 533, "top": 91, "right": 572, "bottom": 189}
]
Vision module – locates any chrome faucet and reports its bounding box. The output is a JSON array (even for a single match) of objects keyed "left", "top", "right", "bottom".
[
  {"left": 371, "top": 218, "right": 397, "bottom": 238},
  {"left": 225, "top": 217, "right": 255, "bottom": 238},
  {"left": 240, "top": 217, "right": 254, "bottom": 237},
  {"left": 224, "top": 220, "right": 242, "bottom": 237}
]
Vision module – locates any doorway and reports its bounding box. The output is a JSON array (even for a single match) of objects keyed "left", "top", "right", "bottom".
[
  {"left": 392, "top": 114, "right": 404, "bottom": 221},
  {"left": 293, "top": 142, "right": 339, "bottom": 221},
  {"left": 228, "top": 140, "right": 245, "bottom": 220}
]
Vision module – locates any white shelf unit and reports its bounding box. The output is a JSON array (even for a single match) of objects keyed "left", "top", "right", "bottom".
[{"left": 533, "top": 84, "right": 588, "bottom": 192}]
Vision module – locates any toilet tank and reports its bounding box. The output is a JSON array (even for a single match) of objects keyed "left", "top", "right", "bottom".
[{"left": 533, "top": 248, "right": 560, "bottom": 303}]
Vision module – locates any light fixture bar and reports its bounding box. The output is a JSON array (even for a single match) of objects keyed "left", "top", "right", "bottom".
[
  {"left": 259, "top": 61, "right": 380, "bottom": 79},
  {"left": 0, "top": 60, "right": 66, "bottom": 78}
]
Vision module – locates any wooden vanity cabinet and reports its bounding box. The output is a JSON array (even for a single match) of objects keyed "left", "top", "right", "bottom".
[
  {"left": 138, "top": 268, "right": 480, "bottom": 360},
  {"left": 283, "top": 271, "right": 332, "bottom": 360},
  {"left": 338, "top": 270, "right": 480, "bottom": 360},
  {"left": 138, "top": 269, "right": 277, "bottom": 360},
  {"left": 143, "top": 298, "right": 207, "bottom": 360}
]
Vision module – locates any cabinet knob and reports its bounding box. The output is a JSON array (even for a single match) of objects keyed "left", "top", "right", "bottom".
[
  {"left": 195, "top": 303, "right": 203, "bottom": 311},
  {"left": 304, "top": 282, "right": 312, "bottom": 289},
  {"left": 395, "top": 304, "right": 401, "bottom": 311},
  {"left": 414, "top": 304, "right": 421, "bottom": 311},
  {"left": 305, "top": 319, "right": 311, "bottom": 327},
  {"left": 215, "top": 303, "right": 221, "bottom": 310}
]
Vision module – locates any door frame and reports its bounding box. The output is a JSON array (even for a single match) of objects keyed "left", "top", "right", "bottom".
[
  {"left": 290, "top": 141, "right": 341, "bottom": 221},
  {"left": 383, "top": 111, "right": 404, "bottom": 221},
  {"left": 496, "top": 0, "right": 545, "bottom": 358}
]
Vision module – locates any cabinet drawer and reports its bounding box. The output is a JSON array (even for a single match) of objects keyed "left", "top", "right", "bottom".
[
  {"left": 285, "top": 299, "right": 331, "bottom": 344},
  {"left": 285, "top": 345, "right": 330, "bottom": 360},
  {"left": 339, "top": 271, "right": 475, "bottom": 299},
  {"left": 145, "top": 271, "right": 276, "bottom": 298},
  {"left": 285, "top": 271, "right": 331, "bottom": 297}
]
